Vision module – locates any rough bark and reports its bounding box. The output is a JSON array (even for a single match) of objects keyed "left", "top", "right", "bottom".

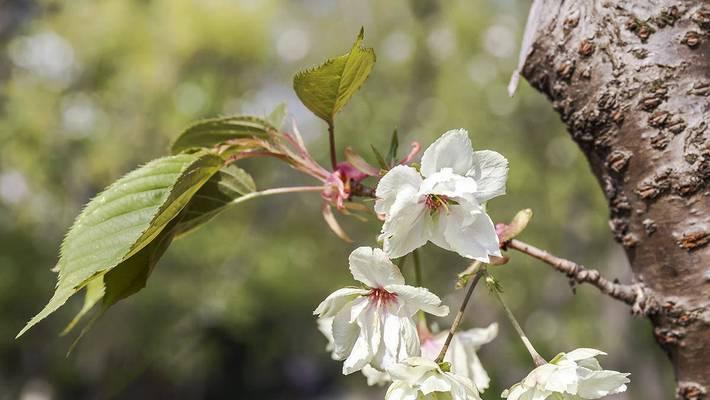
[{"left": 519, "top": 1, "right": 709, "bottom": 398}]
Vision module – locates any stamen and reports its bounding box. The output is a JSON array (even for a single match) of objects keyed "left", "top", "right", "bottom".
[
  {"left": 424, "top": 194, "right": 450, "bottom": 212},
  {"left": 368, "top": 288, "right": 397, "bottom": 306}
]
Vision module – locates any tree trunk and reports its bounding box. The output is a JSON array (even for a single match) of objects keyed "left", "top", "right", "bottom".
[{"left": 518, "top": 1, "right": 709, "bottom": 398}]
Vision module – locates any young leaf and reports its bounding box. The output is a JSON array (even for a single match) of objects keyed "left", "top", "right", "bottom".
[
  {"left": 344, "top": 147, "right": 380, "bottom": 176},
  {"left": 174, "top": 165, "right": 256, "bottom": 237},
  {"left": 266, "top": 103, "right": 288, "bottom": 130},
  {"left": 293, "top": 28, "right": 375, "bottom": 125},
  {"left": 498, "top": 209, "right": 533, "bottom": 242},
  {"left": 370, "top": 144, "right": 387, "bottom": 169},
  {"left": 170, "top": 116, "right": 274, "bottom": 154},
  {"left": 17, "top": 153, "right": 223, "bottom": 338},
  {"left": 386, "top": 129, "right": 399, "bottom": 165}
]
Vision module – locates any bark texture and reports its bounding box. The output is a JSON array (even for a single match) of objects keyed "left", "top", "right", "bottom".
[{"left": 520, "top": 1, "right": 709, "bottom": 398}]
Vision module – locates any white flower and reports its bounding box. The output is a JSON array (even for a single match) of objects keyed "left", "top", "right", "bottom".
[
  {"left": 502, "top": 348, "right": 630, "bottom": 400},
  {"left": 314, "top": 247, "right": 449, "bottom": 375},
  {"left": 375, "top": 129, "right": 508, "bottom": 260},
  {"left": 386, "top": 357, "right": 482, "bottom": 400},
  {"left": 421, "top": 323, "right": 498, "bottom": 392}
]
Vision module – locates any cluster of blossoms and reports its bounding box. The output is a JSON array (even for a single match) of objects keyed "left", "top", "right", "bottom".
[{"left": 315, "top": 130, "right": 631, "bottom": 399}]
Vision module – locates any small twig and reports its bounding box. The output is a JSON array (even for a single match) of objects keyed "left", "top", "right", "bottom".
[
  {"left": 230, "top": 186, "right": 325, "bottom": 206},
  {"left": 328, "top": 122, "right": 337, "bottom": 170},
  {"left": 490, "top": 275, "right": 547, "bottom": 366},
  {"left": 435, "top": 270, "right": 483, "bottom": 363},
  {"left": 506, "top": 239, "right": 642, "bottom": 307}
]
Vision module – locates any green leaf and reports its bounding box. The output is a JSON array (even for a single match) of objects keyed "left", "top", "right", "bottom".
[
  {"left": 370, "top": 144, "right": 387, "bottom": 169},
  {"left": 266, "top": 103, "right": 288, "bottom": 130},
  {"left": 293, "top": 28, "right": 375, "bottom": 125},
  {"left": 62, "top": 222, "right": 179, "bottom": 353},
  {"left": 62, "top": 222, "right": 177, "bottom": 338},
  {"left": 61, "top": 277, "right": 104, "bottom": 336},
  {"left": 174, "top": 165, "right": 256, "bottom": 237},
  {"left": 17, "top": 153, "right": 223, "bottom": 338},
  {"left": 102, "top": 221, "right": 177, "bottom": 308},
  {"left": 386, "top": 129, "right": 399, "bottom": 165},
  {"left": 170, "top": 116, "right": 274, "bottom": 154}
]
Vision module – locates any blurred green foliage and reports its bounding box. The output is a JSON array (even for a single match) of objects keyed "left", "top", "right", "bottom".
[{"left": 0, "top": 0, "right": 672, "bottom": 399}]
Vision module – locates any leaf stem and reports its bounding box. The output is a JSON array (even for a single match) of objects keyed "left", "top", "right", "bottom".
[
  {"left": 328, "top": 122, "right": 337, "bottom": 170},
  {"left": 435, "top": 270, "right": 484, "bottom": 363},
  {"left": 490, "top": 278, "right": 547, "bottom": 366},
  {"left": 412, "top": 249, "right": 427, "bottom": 328},
  {"left": 230, "top": 186, "right": 325, "bottom": 206}
]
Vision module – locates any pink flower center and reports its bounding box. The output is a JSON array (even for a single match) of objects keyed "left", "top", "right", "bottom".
[
  {"left": 424, "top": 194, "right": 449, "bottom": 211},
  {"left": 368, "top": 288, "right": 397, "bottom": 306}
]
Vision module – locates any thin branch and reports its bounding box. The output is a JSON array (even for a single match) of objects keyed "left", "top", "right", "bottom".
[
  {"left": 490, "top": 276, "right": 546, "bottom": 366},
  {"left": 506, "top": 239, "right": 642, "bottom": 307},
  {"left": 435, "top": 270, "right": 483, "bottom": 363},
  {"left": 230, "top": 186, "right": 325, "bottom": 206},
  {"left": 328, "top": 122, "right": 337, "bottom": 170}
]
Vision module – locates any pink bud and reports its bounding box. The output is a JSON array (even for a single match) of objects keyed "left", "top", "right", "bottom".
[{"left": 335, "top": 162, "right": 369, "bottom": 183}]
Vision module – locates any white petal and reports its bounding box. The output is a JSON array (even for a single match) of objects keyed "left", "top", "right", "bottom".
[
  {"left": 343, "top": 334, "right": 373, "bottom": 375},
  {"left": 350, "top": 296, "right": 372, "bottom": 323},
  {"left": 420, "top": 169, "right": 478, "bottom": 200},
  {"left": 447, "top": 373, "right": 482, "bottom": 399},
  {"left": 400, "top": 317, "right": 422, "bottom": 360},
  {"left": 314, "top": 287, "right": 368, "bottom": 318},
  {"left": 457, "top": 323, "right": 499, "bottom": 348},
  {"left": 316, "top": 317, "right": 337, "bottom": 358},
  {"left": 505, "top": 385, "right": 551, "bottom": 400},
  {"left": 376, "top": 165, "right": 423, "bottom": 215},
  {"left": 355, "top": 302, "right": 382, "bottom": 365},
  {"left": 467, "top": 351, "right": 491, "bottom": 392},
  {"left": 331, "top": 305, "right": 359, "bottom": 360},
  {"left": 444, "top": 333, "right": 492, "bottom": 392},
  {"left": 563, "top": 348, "right": 607, "bottom": 362},
  {"left": 467, "top": 150, "right": 508, "bottom": 202},
  {"left": 380, "top": 194, "right": 431, "bottom": 259},
  {"left": 441, "top": 202, "right": 501, "bottom": 261},
  {"left": 522, "top": 363, "right": 557, "bottom": 387},
  {"left": 344, "top": 298, "right": 379, "bottom": 374},
  {"left": 362, "top": 364, "right": 392, "bottom": 386},
  {"left": 420, "top": 334, "right": 446, "bottom": 362},
  {"left": 543, "top": 364, "right": 579, "bottom": 393},
  {"left": 349, "top": 246, "right": 406, "bottom": 288},
  {"left": 502, "top": 384, "right": 523, "bottom": 400},
  {"left": 386, "top": 284, "right": 449, "bottom": 317},
  {"left": 576, "top": 357, "right": 602, "bottom": 371},
  {"left": 386, "top": 381, "right": 420, "bottom": 400},
  {"left": 421, "top": 129, "right": 475, "bottom": 178},
  {"left": 419, "top": 373, "right": 452, "bottom": 395},
  {"left": 576, "top": 370, "right": 629, "bottom": 398},
  {"left": 382, "top": 312, "right": 405, "bottom": 369},
  {"left": 387, "top": 357, "right": 439, "bottom": 384}
]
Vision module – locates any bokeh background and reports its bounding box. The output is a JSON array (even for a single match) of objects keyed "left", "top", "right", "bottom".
[{"left": 0, "top": 1, "right": 674, "bottom": 399}]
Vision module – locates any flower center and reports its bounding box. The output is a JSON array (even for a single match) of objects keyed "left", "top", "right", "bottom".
[
  {"left": 368, "top": 288, "right": 397, "bottom": 305},
  {"left": 425, "top": 194, "right": 454, "bottom": 214}
]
